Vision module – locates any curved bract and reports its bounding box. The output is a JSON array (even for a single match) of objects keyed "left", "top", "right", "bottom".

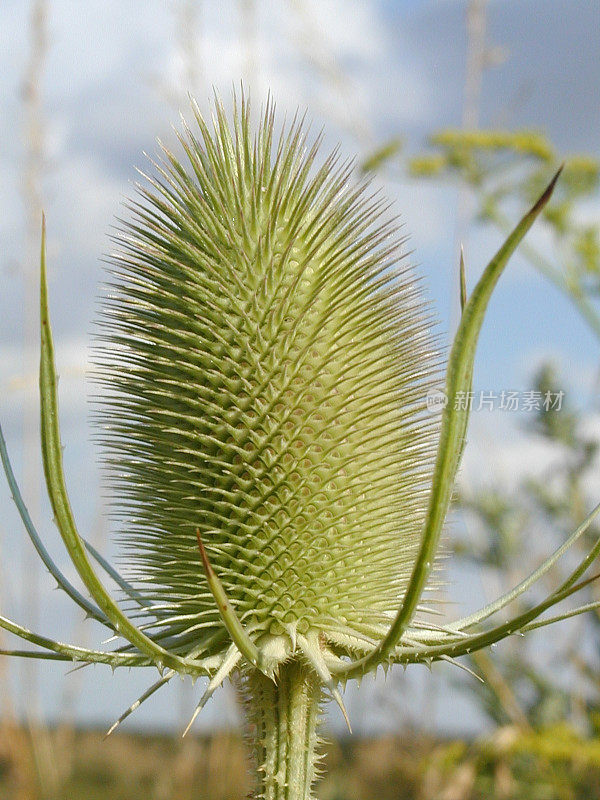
[{"left": 0, "top": 93, "right": 599, "bottom": 800}]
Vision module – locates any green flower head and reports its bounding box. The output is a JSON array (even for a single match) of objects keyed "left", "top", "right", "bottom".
[{"left": 95, "top": 94, "right": 439, "bottom": 675}]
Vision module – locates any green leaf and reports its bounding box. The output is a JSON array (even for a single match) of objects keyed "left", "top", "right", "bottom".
[
  {"left": 37, "top": 216, "right": 216, "bottom": 678},
  {"left": 83, "top": 537, "right": 152, "bottom": 610},
  {"left": 0, "top": 424, "right": 110, "bottom": 627},
  {"left": 398, "top": 571, "right": 600, "bottom": 664},
  {"left": 450, "top": 499, "right": 600, "bottom": 632},
  {"left": 0, "top": 614, "right": 149, "bottom": 667},
  {"left": 334, "top": 167, "right": 563, "bottom": 678}
]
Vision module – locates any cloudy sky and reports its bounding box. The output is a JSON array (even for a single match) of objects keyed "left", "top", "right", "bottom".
[{"left": 0, "top": 0, "right": 598, "bottom": 735}]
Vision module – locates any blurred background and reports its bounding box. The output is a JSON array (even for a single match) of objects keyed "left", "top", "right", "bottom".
[{"left": 0, "top": 0, "right": 599, "bottom": 797}]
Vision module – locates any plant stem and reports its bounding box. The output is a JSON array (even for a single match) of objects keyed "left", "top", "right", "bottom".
[{"left": 244, "top": 660, "right": 323, "bottom": 800}]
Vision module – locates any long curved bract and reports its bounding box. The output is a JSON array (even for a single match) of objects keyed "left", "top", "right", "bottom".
[
  {"left": 0, "top": 614, "right": 150, "bottom": 667},
  {"left": 0, "top": 424, "right": 110, "bottom": 627},
  {"left": 334, "top": 167, "right": 564, "bottom": 679},
  {"left": 38, "top": 217, "right": 219, "bottom": 678}
]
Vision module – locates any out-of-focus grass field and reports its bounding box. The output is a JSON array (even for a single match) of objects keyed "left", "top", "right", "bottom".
[{"left": 2, "top": 725, "right": 600, "bottom": 800}]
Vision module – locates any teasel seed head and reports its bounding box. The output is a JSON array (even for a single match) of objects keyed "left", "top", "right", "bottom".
[{"left": 93, "top": 94, "right": 440, "bottom": 677}]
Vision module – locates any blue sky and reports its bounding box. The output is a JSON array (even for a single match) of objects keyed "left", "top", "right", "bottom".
[{"left": 0, "top": 0, "right": 598, "bottom": 735}]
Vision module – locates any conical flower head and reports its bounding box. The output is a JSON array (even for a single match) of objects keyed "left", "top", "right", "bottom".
[{"left": 95, "top": 97, "right": 439, "bottom": 667}]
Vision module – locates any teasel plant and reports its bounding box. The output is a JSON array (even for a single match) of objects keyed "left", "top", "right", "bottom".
[{"left": 1, "top": 94, "right": 600, "bottom": 800}]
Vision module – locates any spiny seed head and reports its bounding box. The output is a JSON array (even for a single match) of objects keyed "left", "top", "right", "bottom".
[{"left": 94, "top": 95, "right": 440, "bottom": 669}]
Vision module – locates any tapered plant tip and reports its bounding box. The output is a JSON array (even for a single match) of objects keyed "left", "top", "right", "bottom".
[
  {"left": 195, "top": 528, "right": 263, "bottom": 673},
  {"left": 531, "top": 163, "right": 563, "bottom": 215},
  {"left": 105, "top": 670, "right": 175, "bottom": 738},
  {"left": 298, "top": 633, "right": 351, "bottom": 733},
  {"left": 183, "top": 645, "right": 242, "bottom": 737}
]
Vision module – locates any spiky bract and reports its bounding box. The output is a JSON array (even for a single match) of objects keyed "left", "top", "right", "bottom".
[{"left": 94, "top": 96, "right": 439, "bottom": 669}]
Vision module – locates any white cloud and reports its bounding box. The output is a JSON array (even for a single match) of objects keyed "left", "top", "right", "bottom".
[
  {"left": 458, "top": 406, "right": 600, "bottom": 500},
  {"left": 460, "top": 410, "right": 560, "bottom": 490}
]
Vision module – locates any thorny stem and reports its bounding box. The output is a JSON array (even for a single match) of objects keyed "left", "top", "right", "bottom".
[{"left": 243, "top": 660, "right": 323, "bottom": 800}]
